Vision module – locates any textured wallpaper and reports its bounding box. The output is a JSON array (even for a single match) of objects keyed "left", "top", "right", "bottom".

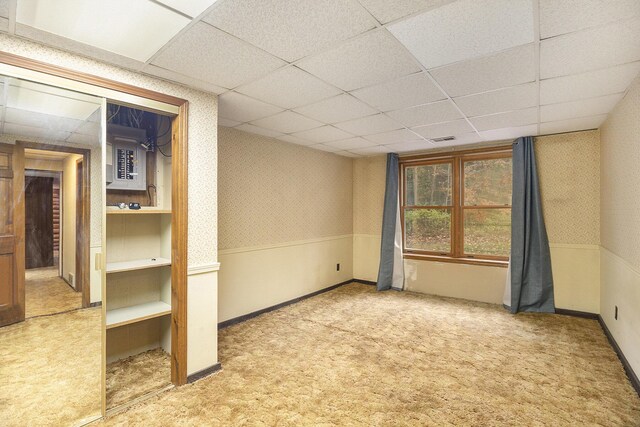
[
  {"left": 601, "top": 75, "right": 640, "bottom": 269},
  {"left": 0, "top": 34, "right": 218, "bottom": 265},
  {"left": 353, "top": 155, "right": 386, "bottom": 235},
  {"left": 535, "top": 131, "right": 600, "bottom": 245},
  {"left": 218, "top": 127, "right": 353, "bottom": 250}
]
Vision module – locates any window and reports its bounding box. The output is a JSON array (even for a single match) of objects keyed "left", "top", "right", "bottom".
[{"left": 401, "top": 148, "right": 512, "bottom": 266}]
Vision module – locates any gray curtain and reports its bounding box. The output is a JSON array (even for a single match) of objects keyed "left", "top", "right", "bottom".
[
  {"left": 510, "top": 136, "right": 555, "bottom": 313},
  {"left": 376, "top": 153, "right": 403, "bottom": 291}
]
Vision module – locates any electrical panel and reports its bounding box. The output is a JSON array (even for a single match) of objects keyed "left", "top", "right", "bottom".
[{"left": 106, "top": 124, "right": 147, "bottom": 191}]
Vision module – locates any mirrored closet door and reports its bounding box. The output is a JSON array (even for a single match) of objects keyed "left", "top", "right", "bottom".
[{"left": 0, "top": 75, "right": 105, "bottom": 426}]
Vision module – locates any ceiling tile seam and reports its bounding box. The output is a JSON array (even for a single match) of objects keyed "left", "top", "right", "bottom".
[
  {"left": 539, "top": 59, "right": 640, "bottom": 82},
  {"left": 539, "top": 112, "right": 611, "bottom": 125},
  {"left": 540, "top": 91, "right": 627, "bottom": 108},
  {"left": 538, "top": 13, "right": 640, "bottom": 42},
  {"left": 140, "top": 67, "right": 230, "bottom": 94},
  {"left": 533, "top": 0, "right": 541, "bottom": 136},
  {"left": 144, "top": 1, "right": 235, "bottom": 65},
  {"left": 7, "top": 0, "right": 16, "bottom": 34},
  {"left": 352, "top": 0, "right": 383, "bottom": 27},
  {"left": 147, "top": 0, "right": 192, "bottom": 19},
  {"left": 424, "top": 42, "right": 535, "bottom": 75}
]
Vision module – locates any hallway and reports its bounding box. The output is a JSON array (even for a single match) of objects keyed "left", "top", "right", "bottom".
[{"left": 25, "top": 267, "right": 82, "bottom": 318}]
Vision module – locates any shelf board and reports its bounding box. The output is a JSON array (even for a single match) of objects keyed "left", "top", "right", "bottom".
[
  {"left": 106, "top": 257, "right": 171, "bottom": 274},
  {"left": 106, "top": 301, "right": 171, "bottom": 329},
  {"left": 107, "top": 207, "right": 171, "bottom": 215}
]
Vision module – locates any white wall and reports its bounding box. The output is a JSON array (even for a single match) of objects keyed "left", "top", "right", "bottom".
[
  {"left": 219, "top": 236, "right": 353, "bottom": 323},
  {"left": 62, "top": 154, "right": 80, "bottom": 287}
]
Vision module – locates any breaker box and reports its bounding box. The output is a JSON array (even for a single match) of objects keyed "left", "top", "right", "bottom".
[{"left": 106, "top": 124, "right": 147, "bottom": 191}]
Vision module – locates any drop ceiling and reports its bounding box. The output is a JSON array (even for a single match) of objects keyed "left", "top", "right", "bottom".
[{"left": 1, "top": 0, "right": 639, "bottom": 157}]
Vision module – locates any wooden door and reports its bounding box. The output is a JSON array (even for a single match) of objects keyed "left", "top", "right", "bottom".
[
  {"left": 0, "top": 143, "right": 25, "bottom": 327},
  {"left": 25, "top": 176, "right": 54, "bottom": 269}
]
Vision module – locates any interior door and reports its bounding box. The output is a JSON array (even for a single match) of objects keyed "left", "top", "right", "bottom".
[
  {"left": 0, "top": 143, "right": 25, "bottom": 327},
  {"left": 25, "top": 176, "right": 54, "bottom": 269}
]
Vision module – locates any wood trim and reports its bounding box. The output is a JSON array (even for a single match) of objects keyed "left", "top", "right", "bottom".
[
  {"left": 404, "top": 253, "right": 509, "bottom": 268},
  {"left": 0, "top": 51, "right": 186, "bottom": 106},
  {"left": 400, "top": 144, "right": 513, "bottom": 163},
  {"left": 17, "top": 141, "right": 92, "bottom": 307},
  {"left": 171, "top": 102, "right": 188, "bottom": 386},
  {"left": 14, "top": 144, "right": 25, "bottom": 323}
]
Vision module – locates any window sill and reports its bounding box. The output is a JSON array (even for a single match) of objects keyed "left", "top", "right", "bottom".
[{"left": 403, "top": 253, "right": 509, "bottom": 268}]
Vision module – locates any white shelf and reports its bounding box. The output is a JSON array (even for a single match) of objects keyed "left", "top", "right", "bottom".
[
  {"left": 106, "top": 207, "right": 171, "bottom": 215},
  {"left": 106, "top": 257, "right": 171, "bottom": 274},
  {"left": 106, "top": 301, "right": 171, "bottom": 329}
]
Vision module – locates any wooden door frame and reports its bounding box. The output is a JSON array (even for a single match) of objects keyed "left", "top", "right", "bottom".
[
  {"left": 18, "top": 142, "right": 91, "bottom": 308},
  {"left": 0, "top": 51, "right": 189, "bottom": 386}
]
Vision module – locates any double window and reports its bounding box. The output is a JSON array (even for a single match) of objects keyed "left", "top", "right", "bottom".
[{"left": 401, "top": 148, "right": 512, "bottom": 266}]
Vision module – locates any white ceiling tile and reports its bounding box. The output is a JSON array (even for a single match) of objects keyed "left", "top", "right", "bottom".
[
  {"left": 386, "top": 100, "right": 462, "bottom": 128},
  {"left": 430, "top": 44, "right": 536, "bottom": 97},
  {"left": 155, "top": 0, "right": 219, "bottom": 18},
  {"left": 412, "top": 119, "right": 474, "bottom": 139},
  {"left": 297, "top": 29, "right": 422, "bottom": 91},
  {"left": 470, "top": 107, "right": 538, "bottom": 131},
  {"left": 385, "top": 140, "right": 434, "bottom": 153},
  {"left": 236, "top": 66, "right": 341, "bottom": 109},
  {"left": 234, "top": 123, "right": 284, "bottom": 138},
  {"left": 540, "top": 18, "right": 640, "bottom": 79},
  {"left": 15, "top": 23, "right": 145, "bottom": 71},
  {"left": 152, "top": 22, "right": 286, "bottom": 89},
  {"left": 143, "top": 65, "right": 227, "bottom": 94},
  {"left": 540, "top": 93, "right": 624, "bottom": 123},
  {"left": 351, "top": 72, "right": 446, "bottom": 111},
  {"left": 276, "top": 134, "right": 316, "bottom": 146},
  {"left": 16, "top": 0, "right": 190, "bottom": 62},
  {"left": 540, "top": 115, "right": 607, "bottom": 135},
  {"left": 251, "top": 111, "right": 323, "bottom": 134},
  {"left": 454, "top": 83, "right": 538, "bottom": 117},
  {"left": 218, "top": 117, "right": 241, "bottom": 127},
  {"left": 389, "top": 0, "right": 533, "bottom": 69},
  {"left": 366, "top": 129, "right": 423, "bottom": 144},
  {"left": 310, "top": 144, "right": 343, "bottom": 152},
  {"left": 3, "top": 122, "right": 71, "bottom": 141},
  {"left": 218, "top": 92, "right": 283, "bottom": 123},
  {"left": 291, "top": 126, "right": 353, "bottom": 143},
  {"left": 335, "top": 151, "right": 362, "bottom": 158},
  {"left": 349, "top": 145, "right": 393, "bottom": 155},
  {"left": 324, "top": 137, "right": 376, "bottom": 150},
  {"left": 203, "top": 0, "right": 377, "bottom": 62},
  {"left": 540, "top": 61, "right": 640, "bottom": 105},
  {"left": 334, "top": 113, "right": 403, "bottom": 135},
  {"left": 540, "top": 0, "right": 640, "bottom": 39},
  {"left": 293, "top": 94, "right": 378, "bottom": 124},
  {"left": 479, "top": 124, "right": 539, "bottom": 141},
  {"left": 357, "top": 0, "right": 456, "bottom": 24},
  {"left": 4, "top": 108, "right": 83, "bottom": 133}
]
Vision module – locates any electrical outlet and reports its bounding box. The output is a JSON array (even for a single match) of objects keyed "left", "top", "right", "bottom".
[
  {"left": 336, "top": 263, "right": 340, "bottom": 271},
  {"left": 615, "top": 306, "right": 618, "bottom": 320}
]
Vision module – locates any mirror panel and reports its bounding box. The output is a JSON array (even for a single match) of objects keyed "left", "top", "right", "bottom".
[{"left": 0, "top": 75, "right": 104, "bottom": 426}]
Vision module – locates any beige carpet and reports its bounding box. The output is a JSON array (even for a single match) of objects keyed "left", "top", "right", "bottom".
[
  {"left": 26, "top": 266, "right": 82, "bottom": 318},
  {"left": 0, "top": 307, "right": 102, "bottom": 427},
  {"left": 107, "top": 348, "right": 172, "bottom": 409},
  {"left": 101, "top": 283, "right": 640, "bottom": 426}
]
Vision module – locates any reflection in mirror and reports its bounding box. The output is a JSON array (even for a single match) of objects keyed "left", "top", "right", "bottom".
[{"left": 0, "top": 76, "right": 104, "bottom": 426}]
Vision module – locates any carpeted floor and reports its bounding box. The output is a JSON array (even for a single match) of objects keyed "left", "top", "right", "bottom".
[
  {"left": 0, "top": 307, "right": 102, "bottom": 427},
  {"left": 101, "top": 283, "right": 640, "bottom": 426},
  {"left": 107, "top": 348, "right": 172, "bottom": 409},
  {"left": 25, "top": 266, "right": 82, "bottom": 318}
]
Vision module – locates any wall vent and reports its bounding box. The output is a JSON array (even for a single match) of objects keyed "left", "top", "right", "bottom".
[{"left": 432, "top": 136, "right": 456, "bottom": 142}]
